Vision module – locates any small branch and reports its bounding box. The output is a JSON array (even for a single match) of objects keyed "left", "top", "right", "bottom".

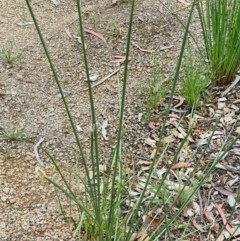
[
  {"left": 80, "top": 67, "right": 122, "bottom": 91},
  {"left": 220, "top": 75, "right": 240, "bottom": 97},
  {"left": 197, "top": 190, "right": 203, "bottom": 223},
  {"left": 215, "top": 163, "right": 240, "bottom": 175}
]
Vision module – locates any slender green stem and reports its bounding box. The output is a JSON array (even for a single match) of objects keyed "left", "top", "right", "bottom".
[
  {"left": 107, "top": 0, "right": 135, "bottom": 236},
  {"left": 124, "top": 1, "right": 196, "bottom": 240},
  {"left": 75, "top": 0, "right": 101, "bottom": 220},
  {"left": 25, "top": 0, "right": 96, "bottom": 221}
]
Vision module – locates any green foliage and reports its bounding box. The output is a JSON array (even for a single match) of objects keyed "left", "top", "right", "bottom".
[
  {"left": 0, "top": 126, "right": 35, "bottom": 141},
  {"left": 180, "top": 45, "right": 211, "bottom": 108},
  {"left": 197, "top": 0, "right": 240, "bottom": 86},
  {"left": 139, "top": 35, "right": 146, "bottom": 48},
  {"left": 0, "top": 47, "right": 22, "bottom": 65}
]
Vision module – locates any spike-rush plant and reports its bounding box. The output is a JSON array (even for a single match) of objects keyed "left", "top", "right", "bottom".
[
  {"left": 25, "top": 0, "right": 240, "bottom": 240},
  {"left": 197, "top": 0, "right": 240, "bottom": 86}
]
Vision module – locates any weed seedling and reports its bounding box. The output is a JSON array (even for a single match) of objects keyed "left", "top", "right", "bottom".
[
  {"left": 89, "top": 14, "right": 98, "bottom": 24},
  {"left": 139, "top": 35, "right": 146, "bottom": 48},
  {"left": 144, "top": 56, "right": 170, "bottom": 122},
  {"left": 0, "top": 48, "right": 22, "bottom": 65},
  {"left": 111, "top": 19, "right": 122, "bottom": 37},
  {"left": 0, "top": 148, "right": 15, "bottom": 160}
]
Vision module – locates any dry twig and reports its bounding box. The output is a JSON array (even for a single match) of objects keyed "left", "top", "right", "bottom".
[
  {"left": 81, "top": 67, "right": 122, "bottom": 91},
  {"left": 34, "top": 137, "right": 45, "bottom": 167}
]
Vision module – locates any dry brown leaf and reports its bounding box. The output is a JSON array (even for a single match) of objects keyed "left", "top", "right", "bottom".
[
  {"left": 169, "top": 113, "right": 180, "bottom": 119},
  {"left": 182, "top": 206, "right": 190, "bottom": 217},
  {"left": 160, "top": 45, "right": 173, "bottom": 51},
  {"left": 16, "top": 74, "right": 34, "bottom": 83},
  {"left": 177, "top": 0, "right": 190, "bottom": 6},
  {"left": 210, "top": 223, "right": 220, "bottom": 233},
  {"left": 192, "top": 219, "right": 206, "bottom": 232},
  {"left": 216, "top": 233, "right": 224, "bottom": 241},
  {"left": 150, "top": 149, "right": 156, "bottom": 159},
  {"left": 174, "top": 130, "right": 182, "bottom": 139},
  {"left": 145, "top": 138, "right": 156, "bottom": 147},
  {"left": 149, "top": 122, "right": 157, "bottom": 130},
  {"left": 105, "top": 84, "right": 117, "bottom": 92},
  {"left": 171, "top": 122, "right": 194, "bottom": 142},
  {"left": 173, "top": 96, "right": 185, "bottom": 108},
  {"left": 182, "top": 207, "right": 194, "bottom": 217},
  {"left": 172, "top": 162, "right": 191, "bottom": 169},
  {"left": 144, "top": 211, "right": 163, "bottom": 227},
  {"left": 138, "top": 46, "right": 158, "bottom": 53},
  {"left": 138, "top": 160, "right": 151, "bottom": 165},
  {"left": 164, "top": 180, "right": 189, "bottom": 191},
  {"left": 84, "top": 28, "right": 107, "bottom": 45},
  {"left": 150, "top": 118, "right": 161, "bottom": 124},
  {"left": 235, "top": 126, "right": 240, "bottom": 133},
  {"left": 130, "top": 232, "right": 150, "bottom": 241},
  {"left": 111, "top": 0, "right": 118, "bottom": 6},
  {"left": 162, "top": 135, "right": 175, "bottom": 144},
  {"left": 111, "top": 56, "right": 131, "bottom": 63},
  {"left": 132, "top": 42, "right": 158, "bottom": 53},
  {"left": 159, "top": 4, "right": 163, "bottom": 13},
  {"left": 192, "top": 202, "right": 200, "bottom": 215},
  {"left": 205, "top": 210, "right": 214, "bottom": 223},
  {"left": 214, "top": 186, "right": 237, "bottom": 197},
  {"left": 65, "top": 28, "right": 72, "bottom": 38}
]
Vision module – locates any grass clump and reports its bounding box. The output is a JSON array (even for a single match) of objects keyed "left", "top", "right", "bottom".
[
  {"left": 197, "top": 0, "right": 240, "bottom": 86},
  {"left": 180, "top": 45, "right": 211, "bottom": 109},
  {"left": 0, "top": 126, "right": 35, "bottom": 141},
  {"left": 147, "top": 57, "right": 169, "bottom": 109},
  {"left": 143, "top": 56, "right": 170, "bottom": 122},
  {"left": 0, "top": 47, "right": 22, "bottom": 65}
]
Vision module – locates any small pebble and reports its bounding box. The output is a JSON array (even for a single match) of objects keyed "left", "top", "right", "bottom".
[{"left": 1, "top": 196, "right": 8, "bottom": 202}]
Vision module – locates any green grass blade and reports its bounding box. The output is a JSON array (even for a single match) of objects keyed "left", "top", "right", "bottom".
[
  {"left": 107, "top": 0, "right": 135, "bottom": 238},
  {"left": 75, "top": 1, "right": 101, "bottom": 214}
]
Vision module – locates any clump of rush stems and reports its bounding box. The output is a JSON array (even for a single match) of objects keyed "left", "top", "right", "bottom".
[
  {"left": 180, "top": 43, "right": 211, "bottom": 109},
  {"left": 197, "top": 0, "right": 240, "bottom": 86},
  {"left": 25, "top": 0, "right": 240, "bottom": 240}
]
